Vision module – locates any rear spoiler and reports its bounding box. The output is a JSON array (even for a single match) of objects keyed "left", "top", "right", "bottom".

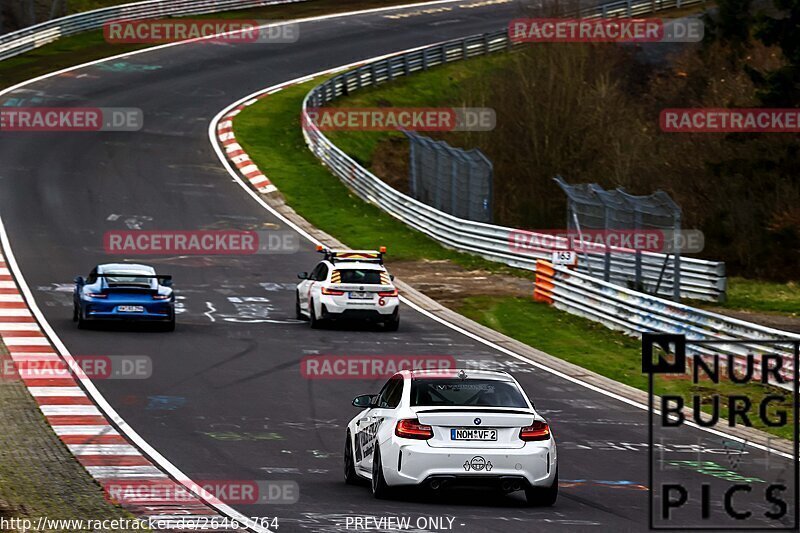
[{"left": 96, "top": 274, "right": 172, "bottom": 282}]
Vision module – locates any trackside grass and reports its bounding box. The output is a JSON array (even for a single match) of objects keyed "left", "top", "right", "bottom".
[{"left": 234, "top": 75, "right": 797, "bottom": 441}]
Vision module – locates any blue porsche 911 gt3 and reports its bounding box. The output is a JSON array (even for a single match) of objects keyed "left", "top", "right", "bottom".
[{"left": 73, "top": 263, "right": 175, "bottom": 331}]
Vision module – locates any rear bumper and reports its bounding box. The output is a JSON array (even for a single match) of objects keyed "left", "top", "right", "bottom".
[
  {"left": 383, "top": 439, "right": 557, "bottom": 488},
  {"left": 83, "top": 305, "right": 173, "bottom": 321},
  {"left": 321, "top": 304, "right": 398, "bottom": 321}
]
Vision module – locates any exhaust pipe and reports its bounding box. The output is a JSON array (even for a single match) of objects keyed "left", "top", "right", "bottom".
[
  {"left": 430, "top": 480, "right": 443, "bottom": 490},
  {"left": 500, "top": 480, "right": 512, "bottom": 492}
]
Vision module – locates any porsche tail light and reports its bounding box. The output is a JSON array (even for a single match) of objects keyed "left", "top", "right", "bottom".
[
  {"left": 520, "top": 421, "right": 550, "bottom": 441},
  {"left": 86, "top": 293, "right": 107, "bottom": 299},
  {"left": 152, "top": 294, "right": 171, "bottom": 300},
  {"left": 395, "top": 419, "right": 433, "bottom": 440},
  {"left": 321, "top": 287, "right": 345, "bottom": 296}
]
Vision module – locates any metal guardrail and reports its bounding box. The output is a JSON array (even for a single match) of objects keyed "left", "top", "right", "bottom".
[
  {"left": 534, "top": 261, "right": 799, "bottom": 389},
  {"left": 301, "top": 0, "right": 725, "bottom": 302},
  {"left": 0, "top": 0, "right": 306, "bottom": 62}
]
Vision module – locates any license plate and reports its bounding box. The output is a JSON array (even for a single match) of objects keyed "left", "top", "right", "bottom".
[
  {"left": 118, "top": 305, "right": 144, "bottom": 313},
  {"left": 451, "top": 428, "right": 497, "bottom": 441},
  {"left": 348, "top": 292, "right": 371, "bottom": 299}
]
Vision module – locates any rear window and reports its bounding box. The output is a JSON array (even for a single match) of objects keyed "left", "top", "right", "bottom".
[
  {"left": 104, "top": 273, "right": 154, "bottom": 287},
  {"left": 411, "top": 378, "right": 528, "bottom": 408},
  {"left": 334, "top": 269, "right": 382, "bottom": 284}
]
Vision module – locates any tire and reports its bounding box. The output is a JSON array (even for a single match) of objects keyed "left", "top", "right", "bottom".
[
  {"left": 76, "top": 307, "right": 87, "bottom": 330},
  {"left": 310, "top": 302, "right": 323, "bottom": 329},
  {"left": 72, "top": 304, "right": 79, "bottom": 322},
  {"left": 371, "top": 447, "right": 390, "bottom": 499},
  {"left": 296, "top": 292, "right": 308, "bottom": 321},
  {"left": 344, "top": 433, "right": 360, "bottom": 485},
  {"left": 526, "top": 467, "right": 558, "bottom": 507},
  {"left": 163, "top": 317, "right": 176, "bottom": 332},
  {"left": 384, "top": 313, "right": 399, "bottom": 332}
]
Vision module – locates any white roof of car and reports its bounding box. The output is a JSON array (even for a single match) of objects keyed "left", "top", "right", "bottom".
[
  {"left": 404, "top": 369, "right": 515, "bottom": 381},
  {"left": 98, "top": 263, "right": 155, "bottom": 275}
]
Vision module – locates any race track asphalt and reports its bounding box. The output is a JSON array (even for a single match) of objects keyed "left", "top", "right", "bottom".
[{"left": 0, "top": 1, "right": 796, "bottom": 531}]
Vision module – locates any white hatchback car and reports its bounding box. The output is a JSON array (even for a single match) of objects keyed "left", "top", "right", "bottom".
[
  {"left": 344, "top": 369, "right": 558, "bottom": 505},
  {"left": 296, "top": 247, "right": 399, "bottom": 330}
]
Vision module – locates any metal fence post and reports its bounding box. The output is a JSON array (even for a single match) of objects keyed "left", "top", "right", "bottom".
[
  {"left": 422, "top": 49, "right": 428, "bottom": 70},
  {"left": 404, "top": 54, "right": 410, "bottom": 76},
  {"left": 387, "top": 58, "right": 394, "bottom": 82},
  {"left": 483, "top": 33, "right": 490, "bottom": 54},
  {"left": 627, "top": 0, "right": 633, "bottom": 16}
]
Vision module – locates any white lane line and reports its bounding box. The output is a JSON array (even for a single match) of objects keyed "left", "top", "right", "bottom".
[
  {"left": 0, "top": 309, "right": 32, "bottom": 316},
  {"left": 0, "top": 322, "right": 40, "bottom": 330},
  {"left": 41, "top": 405, "right": 102, "bottom": 416},
  {"left": 68, "top": 444, "right": 141, "bottom": 456},
  {"left": 4, "top": 337, "right": 49, "bottom": 345},
  {"left": 53, "top": 425, "right": 119, "bottom": 436},
  {"left": 86, "top": 466, "right": 166, "bottom": 479},
  {"left": 29, "top": 387, "right": 85, "bottom": 397}
]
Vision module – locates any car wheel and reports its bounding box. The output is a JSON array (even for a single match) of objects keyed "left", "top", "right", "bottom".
[
  {"left": 296, "top": 292, "right": 308, "bottom": 321},
  {"left": 309, "top": 302, "right": 323, "bottom": 329},
  {"left": 526, "top": 467, "right": 558, "bottom": 507},
  {"left": 76, "top": 308, "right": 87, "bottom": 330},
  {"left": 72, "top": 304, "right": 79, "bottom": 322},
  {"left": 344, "top": 433, "right": 360, "bottom": 485},
  {"left": 163, "top": 317, "right": 176, "bottom": 332},
  {"left": 384, "top": 313, "right": 399, "bottom": 332},
  {"left": 371, "top": 447, "right": 390, "bottom": 499}
]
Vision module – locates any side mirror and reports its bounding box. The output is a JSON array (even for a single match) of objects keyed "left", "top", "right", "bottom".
[
  {"left": 390, "top": 274, "right": 395, "bottom": 281},
  {"left": 297, "top": 272, "right": 309, "bottom": 280},
  {"left": 162, "top": 279, "right": 173, "bottom": 287},
  {"left": 352, "top": 394, "right": 375, "bottom": 408},
  {"left": 74, "top": 276, "right": 84, "bottom": 285}
]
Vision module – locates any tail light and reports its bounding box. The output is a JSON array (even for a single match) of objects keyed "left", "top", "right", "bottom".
[
  {"left": 152, "top": 294, "right": 171, "bottom": 300},
  {"left": 520, "top": 421, "right": 550, "bottom": 442},
  {"left": 321, "top": 287, "right": 345, "bottom": 296},
  {"left": 395, "top": 419, "right": 433, "bottom": 440},
  {"left": 86, "top": 293, "right": 107, "bottom": 299},
  {"left": 378, "top": 289, "right": 398, "bottom": 297}
]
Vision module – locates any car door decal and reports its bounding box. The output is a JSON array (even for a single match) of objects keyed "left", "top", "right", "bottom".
[{"left": 356, "top": 419, "right": 381, "bottom": 461}]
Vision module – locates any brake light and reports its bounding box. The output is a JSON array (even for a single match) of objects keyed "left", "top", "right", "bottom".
[
  {"left": 378, "top": 289, "right": 398, "bottom": 297},
  {"left": 519, "top": 421, "right": 550, "bottom": 441},
  {"left": 321, "top": 287, "right": 345, "bottom": 296},
  {"left": 152, "top": 294, "right": 171, "bottom": 300},
  {"left": 395, "top": 419, "right": 433, "bottom": 440},
  {"left": 86, "top": 293, "right": 107, "bottom": 299}
]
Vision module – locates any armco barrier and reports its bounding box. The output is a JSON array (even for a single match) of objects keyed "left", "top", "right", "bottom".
[
  {"left": 534, "top": 260, "right": 800, "bottom": 388},
  {"left": 301, "top": 0, "right": 725, "bottom": 302},
  {"left": 0, "top": 0, "right": 306, "bottom": 61}
]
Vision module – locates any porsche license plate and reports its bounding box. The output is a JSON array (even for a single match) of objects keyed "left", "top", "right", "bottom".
[
  {"left": 451, "top": 428, "right": 497, "bottom": 441},
  {"left": 118, "top": 305, "right": 144, "bottom": 313}
]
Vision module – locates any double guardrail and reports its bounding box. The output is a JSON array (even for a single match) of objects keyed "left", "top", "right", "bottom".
[
  {"left": 0, "top": 0, "right": 306, "bottom": 62},
  {"left": 534, "top": 261, "right": 799, "bottom": 388},
  {"left": 301, "top": 2, "right": 724, "bottom": 302}
]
